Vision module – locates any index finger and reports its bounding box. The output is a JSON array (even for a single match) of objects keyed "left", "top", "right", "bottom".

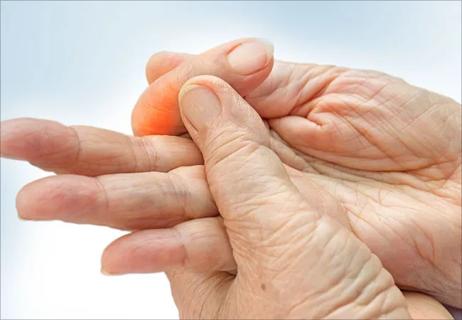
[
  {"left": 132, "top": 38, "right": 274, "bottom": 136},
  {"left": 1, "top": 118, "right": 202, "bottom": 176}
]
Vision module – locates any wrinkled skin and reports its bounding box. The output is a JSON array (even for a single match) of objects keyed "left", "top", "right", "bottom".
[
  {"left": 1, "top": 39, "right": 460, "bottom": 317},
  {"left": 131, "top": 39, "right": 462, "bottom": 307},
  {"left": 246, "top": 62, "right": 462, "bottom": 306},
  {"left": 164, "top": 77, "right": 413, "bottom": 318}
]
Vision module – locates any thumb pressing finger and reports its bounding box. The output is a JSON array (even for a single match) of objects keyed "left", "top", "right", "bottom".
[
  {"left": 178, "top": 75, "right": 319, "bottom": 274},
  {"left": 178, "top": 76, "right": 410, "bottom": 318}
]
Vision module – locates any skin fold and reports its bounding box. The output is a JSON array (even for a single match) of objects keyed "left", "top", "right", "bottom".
[{"left": 1, "top": 39, "right": 459, "bottom": 318}]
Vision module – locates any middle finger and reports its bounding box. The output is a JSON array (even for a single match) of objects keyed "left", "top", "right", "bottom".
[{"left": 17, "top": 165, "right": 217, "bottom": 230}]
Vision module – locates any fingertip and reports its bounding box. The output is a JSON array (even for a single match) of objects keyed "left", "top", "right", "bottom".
[
  {"left": 131, "top": 106, "right": 185, "bottom": 136},
  {"left": 100, "top": 230, "right": 185, "bottom": 275},
  {"left": 1, "top": 118, "right": 37, "bottom": 159},
  {"left": 179, "top": 75, "right": 228, "bottom": 98},
  {"left": 205, "top": 38, "right": 274, "bottom": 96},
  {"left": 131, "top": 102, "right": 153, "bottom": 136},
  {"left": 178, "top": 75, "right": 221, "bottom": 107},
  {"left": 178, "top": 81, "right": 223, "bottom": 136},
  {"left": 100, "top": 267, "right": 114, "bottom": 276},
  {"left": 145, "top": 50, "right": 170, "bottom": 83},
  {"left": 0, "top": 118, "right": 77, "bottom": 163},
  {"left": 16, "top": 175, "right": 99, "bottom": 221},
  {"left": 15, "top": 179, "right": 52, "bottom": 220},
  {"left": 145, "top": 51, "right": 190, "bottom": 84},
  {"left": 226, "top": 38, "right": 274, "bottom": 76},
  {"left": 179, "top": 75, "right": 268, "bottom": 141},
  {"left": 131, "top": 84, "right": 186, "bottom": 136},
  {"left": 100, "top": 232, "right": 144, "bottom": 275},
  {"left": 16, "top": 184, "right": 33, "bottom": 220},
  {"left": 100, "top": 238, "right": 124, "bottom": 275}
]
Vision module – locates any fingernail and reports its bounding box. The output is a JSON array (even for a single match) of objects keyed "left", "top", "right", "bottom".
[
  {"left": 179, "top": 84, "right": 222, "bottom": 130},
  {"left": 227, "top": 39, "right": 273, "bottom": 75}
]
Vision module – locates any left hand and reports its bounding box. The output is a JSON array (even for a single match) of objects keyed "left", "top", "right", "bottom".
[
  {"left": 157, "top": 76, "right": 414, "bottom": 318},
  {"left": 133, "top": 39, "right": 461, "bottom": 307}
]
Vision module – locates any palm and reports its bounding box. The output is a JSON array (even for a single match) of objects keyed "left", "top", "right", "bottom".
[{"left": 250, "top": 64, "right": 461, "bottom": 305}]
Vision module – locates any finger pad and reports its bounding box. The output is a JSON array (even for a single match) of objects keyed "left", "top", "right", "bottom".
[{"left": 132, "top": 85, "right": 185, "bottom": 136}]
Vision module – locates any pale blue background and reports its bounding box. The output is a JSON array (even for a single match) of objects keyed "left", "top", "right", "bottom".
[{"left": 1, "top": 1, "right": 461, "bottom": 319}]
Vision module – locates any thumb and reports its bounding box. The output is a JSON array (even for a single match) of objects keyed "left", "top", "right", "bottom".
[
  {"left": 178, "top": 76, "right": 411, "bottom": 318},
  {"left": 178, "top": 75, "right": 318, "bottom": 273}
]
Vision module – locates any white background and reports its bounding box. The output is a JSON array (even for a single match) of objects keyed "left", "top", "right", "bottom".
[{"left": 1, "top": 1, "right": 461, "bottom": 319}]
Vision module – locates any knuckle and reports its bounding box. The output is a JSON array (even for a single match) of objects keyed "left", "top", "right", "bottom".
[
  {"left": 133, "top": 136, "right": 158, "bottom": 171},
  {"left": 167, "top": 171, "right": 192, "bottom": 220}
]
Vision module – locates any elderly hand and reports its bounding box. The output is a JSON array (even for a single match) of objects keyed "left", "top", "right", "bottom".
[
  {"left": 131, "top": 39, "right": 461, "bottom": 307},
  {"left": 130, "top": 75, "right": 415, "bottom": 318},
  {"left": 1, "top": 38, "right": 459, "bottom": 312}
]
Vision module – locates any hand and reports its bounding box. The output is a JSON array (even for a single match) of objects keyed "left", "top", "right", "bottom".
[
  {"left": 1, "top": 123, "right": 454, "bottom": 319},
  {"left": 1, "top": 126, "right": 454, "bottom": 320},
  {"left": 136, "top": 75, "right": 415, "bottom": 318},
  {"left": 2, "top": 39, "right": 459, "bottom": 308},
  {"left": 131, "top": 39, "right": 461, "bottom": 307}
]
